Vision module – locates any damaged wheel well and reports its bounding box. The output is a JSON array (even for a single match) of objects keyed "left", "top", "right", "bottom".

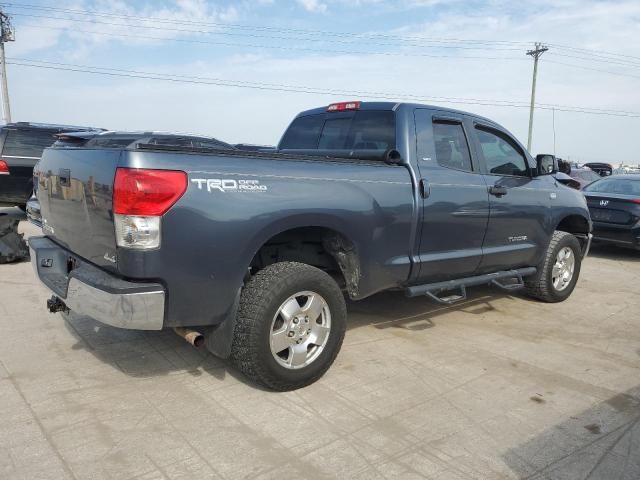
[
  {"left": 556, "top": 215, "right": 591, "bottom": 249},
  {"left": 249, "top": 226, "right": 360, "bottom": 298}
]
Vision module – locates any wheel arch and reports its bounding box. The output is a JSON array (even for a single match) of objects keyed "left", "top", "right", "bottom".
[
  {"left": 554, "top": 213, "right": 591, "bottom": 251},
  {"left": 244, "top": 217, "right": 361, "bottom": 298}
]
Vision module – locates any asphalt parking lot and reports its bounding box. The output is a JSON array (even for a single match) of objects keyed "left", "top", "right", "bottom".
[{"left": 1, "top": 208, "right": 639, "bottom": 480}]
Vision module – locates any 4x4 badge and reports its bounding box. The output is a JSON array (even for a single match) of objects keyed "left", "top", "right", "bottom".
[{"left": 600, "top": 200, "right": 609, "bottom": 206}]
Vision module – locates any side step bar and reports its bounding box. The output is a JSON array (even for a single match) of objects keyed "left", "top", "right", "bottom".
[{"left": 405, "top": 267, "right": 537, "bottom": 305}]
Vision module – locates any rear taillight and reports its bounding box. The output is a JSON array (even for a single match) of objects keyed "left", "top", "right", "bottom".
[
  {"left": 0, "top": 160, "right": 9, "bottom": 175},
  {"left": 632, "top": 198, "right": 640, "bottom": 204},
  {"left": 327, "top": 101, "right": 361, "bottom": 112},
  {"left": 113, "top": 168, "right": 187, "bottom": 250}
]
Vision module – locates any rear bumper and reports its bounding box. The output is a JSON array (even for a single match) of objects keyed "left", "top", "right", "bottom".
[{"left": 29, "top": 236, "right": 165, "bottom": 330}]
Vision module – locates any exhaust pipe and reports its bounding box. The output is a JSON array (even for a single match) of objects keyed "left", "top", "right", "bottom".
[{"left": 174, "top": 327, "right": 204, "bottom": 348}]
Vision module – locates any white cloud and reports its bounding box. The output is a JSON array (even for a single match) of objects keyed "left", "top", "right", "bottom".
[
  {"left": 9, "top": 0, "right": 239, "bottom": 56},
  {"left": 297, "top": 0, "right": 328, "bottom": 13}
]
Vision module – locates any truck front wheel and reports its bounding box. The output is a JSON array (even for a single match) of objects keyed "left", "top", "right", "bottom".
[
  {"left": 231, "top": 261, "right": 347, "bottom": 391},
  {"left": 524, "top": 230, "right": 582, "bottom": 303}
]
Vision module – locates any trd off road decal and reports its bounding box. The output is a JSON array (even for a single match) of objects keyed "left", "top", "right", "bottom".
[{"left": 191, "top": 178, "right": 268, "bottom": 193}]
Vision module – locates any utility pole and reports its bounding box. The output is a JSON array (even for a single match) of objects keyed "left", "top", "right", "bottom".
[
  {"left": 552, "top": 108, "right": 556, "bottom": 156},
  {"left": 0, "top": 9, "right": 14, "bottom": 124},
  {"left": 526, "top": 42, "right": 548, "bottom": 152}
]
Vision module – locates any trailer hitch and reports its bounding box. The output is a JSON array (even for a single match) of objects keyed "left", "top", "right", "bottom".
[{"left": 47, "top": 295, "right": 69, "bottom": 314}]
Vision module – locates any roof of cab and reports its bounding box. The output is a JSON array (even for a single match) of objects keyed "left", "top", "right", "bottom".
[{"left": 296, "top": 101, "right": 498, "bottom": 125}]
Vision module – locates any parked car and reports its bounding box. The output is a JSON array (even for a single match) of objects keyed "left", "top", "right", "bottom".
[
  {"left": 583, "top": 162, "right": 613, "bottom": 177},
  {"left": 30, "top": 101, "right": 592, "bottom": 390},
  {"left": 569, "top": 167, "right": 601, "bottom": 189},
  {"left": 613, "top": 165, "right": 640, "bottom": 175},
  {"left": 583, "top": 175, "right": 640, "bottom": 250},
  {"left": 0, "top": 122, "right": 103, "bottom": 209},
  {"left": 54, "top": 130, "right": 235, "bottom": 150}
]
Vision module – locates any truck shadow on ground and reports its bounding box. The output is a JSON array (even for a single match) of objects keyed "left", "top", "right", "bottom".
[
  {"left": 502, "top": 385, "right": 640, "bottom": 480},
  {"left": 62, "top": 285, "right": 513, "bottom": 387},
  {"left": 588, "top": 244, "right": 640, "bottom": 262}
]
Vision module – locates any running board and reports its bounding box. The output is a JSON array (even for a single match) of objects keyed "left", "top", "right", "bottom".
[{"left": 405, "top": 267, "right": 537, "bottom": 305}]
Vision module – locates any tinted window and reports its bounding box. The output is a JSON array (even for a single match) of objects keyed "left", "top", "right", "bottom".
[
  {"left": 476, "top": 128, "right": 529, "bottom": 176},
  {"left": 280, "top": 111, "right": 396, "bottom": 151},
  {"left": 433, "top": 121, "right": 472, "bottom": 171},
  {"left": 584, "top": 178, "right": 640, "bottom": 195},
  {"left": 346, "top": 111, "right": 395, "bottom": 150},
  {"left": 279, "top": 115, "right": 325, "bottom": 149},
  {"left": 318, "top": 118, "right": 350, "bottom": 149},
  {"left": 2, "top": 129, "right": 56, "bottom": 157}
]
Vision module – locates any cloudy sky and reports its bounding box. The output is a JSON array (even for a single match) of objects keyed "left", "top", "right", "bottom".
[{"left": 5, "top": 0, "right": 640, "bottom": 164}]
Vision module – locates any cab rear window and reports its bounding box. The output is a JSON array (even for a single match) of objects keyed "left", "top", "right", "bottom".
[
  {"left": 2, "top": 129, "right": 57, "bottom": 157},
  {"left": 280, "top": 111, "right": 396, "bottom": 151}
]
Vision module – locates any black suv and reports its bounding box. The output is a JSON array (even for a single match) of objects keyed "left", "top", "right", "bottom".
[{"left": 0, "top": 122, "right": 102, "bottom": 208}]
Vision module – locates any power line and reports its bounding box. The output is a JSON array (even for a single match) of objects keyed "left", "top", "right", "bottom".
[
  {"left": 13, "top": 56, "right": 635, "bottom": 115},
  {"left": 18, "top": 23, "right": 528, "bottom": 62},
  {"left": 8, "top": 11, "right": 526, "bottom": 51},
  {"left": 2, "top": 2, "right": 532, "bottom": 47},
  {"left": 7, "top": 58, "right": 640, "bottom": 118},
  {"left": 9, "top": 2, "right": 640, "bottom": 65},
  {"left": 548, "top": 43, "right": 640, "bottom": 64},
  {"left": 549, "top": 51, "right": 640, "bottom": 69},
  {"left": 545, "top": 59, "right": 640, "bottom": 79},
  {"left": 6, "top": 13, "right": 521, "bottom": 52},
  {"left": 8, "top": 2, "right": 640, "bottom": 71}
]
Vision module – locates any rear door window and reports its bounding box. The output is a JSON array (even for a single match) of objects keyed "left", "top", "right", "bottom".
[
  {"left": 280, "top": 111, "right": 396, "bottom": 151},
  {"left": 433, "top": 121, "right": 473, "bottom": 172},
  {"left": 2, "top": 129, "right": 57, "bottom": 157}
]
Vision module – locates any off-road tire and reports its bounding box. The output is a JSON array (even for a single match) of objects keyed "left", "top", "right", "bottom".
[
  {"left": 231, "top": 262, "right": 347, "bottom": 391},
  {"left": 524, "top": 231, "right": 582, "bottom": 303}
]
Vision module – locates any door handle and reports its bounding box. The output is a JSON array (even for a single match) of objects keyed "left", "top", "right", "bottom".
[
  {"left": 419, "top": 179, "right": 430, "bottom": 198},
  {"left": 488, "top": 185, "right": 507, "bottom": 197}
]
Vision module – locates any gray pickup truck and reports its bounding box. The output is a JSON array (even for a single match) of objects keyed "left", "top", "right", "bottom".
[{"left": 30, "top": 101, "right": 592, "bottom": 390}]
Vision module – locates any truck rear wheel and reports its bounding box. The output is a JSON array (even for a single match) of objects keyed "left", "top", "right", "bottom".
[
  {"left": 524, "top": 230, "right": 582, "bottom": 303},
  {"left": 231, "top": 261, "right": 347, "bottom": 391}
]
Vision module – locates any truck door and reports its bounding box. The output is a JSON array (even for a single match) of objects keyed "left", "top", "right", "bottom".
[
  {"left": 469, "top": 123, "right": 550, "bottom": 272},
  {"left": 413, "top": 109, "right": 489, "bottom": 283}
]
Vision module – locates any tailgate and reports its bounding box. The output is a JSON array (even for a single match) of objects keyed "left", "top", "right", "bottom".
[{"left": 34, "top": 148, "right": 121, "bottom": 268}]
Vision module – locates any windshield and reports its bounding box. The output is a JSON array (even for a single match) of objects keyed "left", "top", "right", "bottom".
[
  {"left": 572, "top": 170, "right": 600, "bottom": 182},
  {"left": 584, "top": 178, "right": 640, "bottom": 195},
  {"left": 279, "top": 111, "right": 396, "bottom": 151}
]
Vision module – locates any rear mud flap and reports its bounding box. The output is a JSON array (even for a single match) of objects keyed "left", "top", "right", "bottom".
[{"left": 0, "top": 215, "right": 29, "bottom": 264}]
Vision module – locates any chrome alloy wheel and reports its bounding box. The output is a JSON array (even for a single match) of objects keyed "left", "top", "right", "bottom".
[
  {"left": 269, "top": 291, "right": 331, "bottom": 370},
  {"left": 552, "top": 246, "right": 575, "bottom": 292}
]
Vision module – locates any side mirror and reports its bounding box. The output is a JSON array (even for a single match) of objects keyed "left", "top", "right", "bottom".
[
  {"left": 536, "top": 154, "right": 558, "bottom": 175},
  {"left": 384, "top": 149, "right": 403, "bottom": 165}
]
